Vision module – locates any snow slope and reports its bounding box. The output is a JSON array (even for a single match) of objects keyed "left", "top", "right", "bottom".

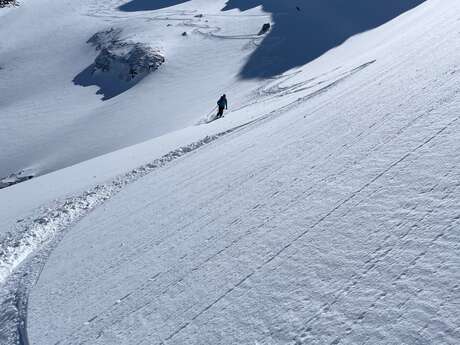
[
  {"left": 23, "top": 1, "right": 460, "bottom": 344},
  {"left": 1, "top": 0, "right": 459, "bottom": 344},
  {"left": 0, "top": 0, "right": 264, "bottom": 180}
]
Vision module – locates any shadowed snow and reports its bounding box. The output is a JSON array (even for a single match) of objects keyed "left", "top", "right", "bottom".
[{"left": 223, "top": 0, "right": 426, "bottom": 78}]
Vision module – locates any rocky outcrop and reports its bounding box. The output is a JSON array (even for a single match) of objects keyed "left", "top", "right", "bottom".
[
  {"left": 74, "top": 28, "right": 165, "bottom": 100},
  {"left": 88, "top": 28, "right": 165, "bottom": 82}
]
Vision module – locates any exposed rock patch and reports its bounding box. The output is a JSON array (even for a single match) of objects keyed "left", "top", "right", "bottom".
[{"left": 73, "top": 28, "right": 165, "bottom": 100}]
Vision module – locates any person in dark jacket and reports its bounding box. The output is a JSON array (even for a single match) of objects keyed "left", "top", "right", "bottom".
[{"left": 216, "top": 94, "right": 228, "bottom": 119}]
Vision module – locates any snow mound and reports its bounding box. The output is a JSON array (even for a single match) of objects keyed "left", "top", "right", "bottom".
[{"left": 73, "top": 28, "right": 165, "bottom": 100}]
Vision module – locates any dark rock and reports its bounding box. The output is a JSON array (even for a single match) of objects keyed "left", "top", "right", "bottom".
[{"left": 258, "top": 23, "right": 271, "bottom": 35}]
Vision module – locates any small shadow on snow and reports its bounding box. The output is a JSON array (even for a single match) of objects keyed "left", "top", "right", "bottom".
[
  {"left": 223, "top": 0, "right": 426, "bottom": 79},
  {"left": 118, "top": 0, "right": 190, "bottom": 12},
  {"left": 73, "top": 64, "right": 141, "bottom": 101}
]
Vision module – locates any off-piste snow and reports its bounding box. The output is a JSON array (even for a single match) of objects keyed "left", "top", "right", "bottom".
[{"left": 0, "top": 0, "right": 459, "bottom": 344}]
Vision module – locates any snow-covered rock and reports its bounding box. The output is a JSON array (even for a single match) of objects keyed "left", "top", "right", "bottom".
[
  {"left": 0, "top": 0, "right": 17, "bottom": 8},
  {"left": 74, "top": 28, "right": 165, "bottom": 100},
  {"left": 0, "top": 169, "right": 34, "bottom": 189}
]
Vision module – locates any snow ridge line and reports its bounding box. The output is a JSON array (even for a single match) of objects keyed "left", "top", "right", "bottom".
[{"left": 0, "top": 126, "right": 248, "bottom": 285}]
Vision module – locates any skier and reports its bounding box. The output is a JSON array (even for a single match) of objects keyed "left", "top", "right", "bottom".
[{"left": 216, "top": 94, "right": 228, "bottom": 119}]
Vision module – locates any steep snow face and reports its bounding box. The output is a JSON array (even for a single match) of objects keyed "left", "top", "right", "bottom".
[
  {"left": 0, "top": 0, "right": 265, "bottom": 180},
  {"left": 18, "top": 0, "right": 460, "bottom": 345}
]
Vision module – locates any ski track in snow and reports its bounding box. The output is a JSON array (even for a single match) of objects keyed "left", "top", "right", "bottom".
[
  {"left": 0, "top": 128, "right": 242, "bottom": 284},
  {"left": 1, "top": 56, "right": 362, "bottom": 286},
  {"left": 0, "top": 130, "right": 238, "bottom": 345},
  {"left": 0, "top": 63, "right": 293, "bottom": 272},
  {"left": 0, "top": 57, "right": 378, "bottom": 344},
  {"left": 26, "top": 58, "right": 460, "bottom": 344},
  {"left": 43, "top": 102, "right": 460, "bottom": 345}
]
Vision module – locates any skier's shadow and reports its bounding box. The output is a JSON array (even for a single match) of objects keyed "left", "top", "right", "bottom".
[
  {"left": 118, "top": 0, "right": 189, "bottom": 12},
  {"left": 223, "top": 0, "right": 426, "bottom": 78}
]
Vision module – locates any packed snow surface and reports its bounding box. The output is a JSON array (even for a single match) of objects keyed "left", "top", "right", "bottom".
[{"left": 1, "top": 0, "right": 459, "bottom": 344}]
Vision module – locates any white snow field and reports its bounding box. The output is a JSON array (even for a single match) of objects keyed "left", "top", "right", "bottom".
[
  {"left": 1, "top": 0, "right": 460, "bottom": 344},
  {"left": 0, "top": 0, "right": 264, "bottom": 181}
]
